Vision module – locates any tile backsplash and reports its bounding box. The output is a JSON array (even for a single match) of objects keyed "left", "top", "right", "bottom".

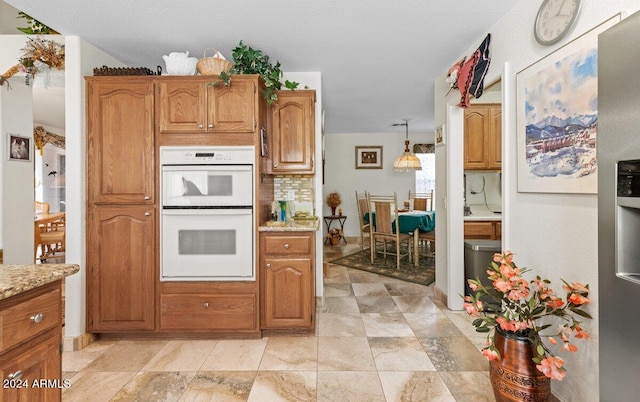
[{"left": 274, "top": 175, "right": 314, "bottom": 202}]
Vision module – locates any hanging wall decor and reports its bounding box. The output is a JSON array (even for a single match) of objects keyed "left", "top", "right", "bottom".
[
  {"left": 456, "top": 34, "right": 491, "bottom": 108},
  {"left": 0, "top": 37, "right": 65, "bottom": 88},
  {"left": 516, "top": 15, "right": 620, "bottom": 194},
  {"left": 7, "top": 133, "right": 31, "bottom": 162}
]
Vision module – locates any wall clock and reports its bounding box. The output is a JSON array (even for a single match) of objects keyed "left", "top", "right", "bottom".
[{"left": 534, "top": 0, "right": 582, "bottom": 46}]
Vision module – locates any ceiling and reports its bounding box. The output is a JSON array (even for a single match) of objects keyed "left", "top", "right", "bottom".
[{"left": 6, "top": 0, "right": 519, "bottom": 135}]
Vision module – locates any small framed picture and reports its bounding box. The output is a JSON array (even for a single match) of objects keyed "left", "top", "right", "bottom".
[
  {"left": 435, "top": 124, "right": 445, "bottom": 146},
  {"left": 355, "top": 146, "right": 383, "bottom": 169},
  {"left": 7, "top": 134, "right": 31, "bottom": 162}
]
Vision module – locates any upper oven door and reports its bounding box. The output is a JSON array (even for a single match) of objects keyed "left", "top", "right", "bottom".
[{"left": 162, "top": 165, "right": 253, "bottom": 207}]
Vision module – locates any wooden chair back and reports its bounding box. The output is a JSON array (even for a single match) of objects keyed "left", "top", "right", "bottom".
[
  {"left": 35, "top": 201, "right": 50, "bottom": 214},
  {"left": 355, "top": 191, "right": 370, "bottom": 226},
  {"left": 409, "top": 190, "right": 434, "bottom": 211},
  {"left": 367, "top": 193, "right": 399, "bottom": 236}
]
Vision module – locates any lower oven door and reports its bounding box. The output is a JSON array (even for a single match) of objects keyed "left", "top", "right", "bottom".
[{"left": 161, "top": 208, "right": 254, "bottom": 281}]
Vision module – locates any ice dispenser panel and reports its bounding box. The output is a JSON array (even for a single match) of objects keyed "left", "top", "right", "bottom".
[{"left": 616, "top": 160, "right": 640, "bottom": 285}]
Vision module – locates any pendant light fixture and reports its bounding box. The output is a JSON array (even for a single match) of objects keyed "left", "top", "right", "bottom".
[{"left": 392, "top": 119, "right": 422, "bottom": 172}]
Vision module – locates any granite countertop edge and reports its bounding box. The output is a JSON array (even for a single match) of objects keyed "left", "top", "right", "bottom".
[
  {"left": 259, "top": 222, "right": 320, "bottom": 232},
  {"left": 0, "top": 264, "right": 80, "bottom": 301}
]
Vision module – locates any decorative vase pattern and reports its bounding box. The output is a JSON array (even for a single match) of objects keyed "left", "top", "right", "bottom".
[{"left": 490, "top": 327, "right": 551, "bottom": 402}]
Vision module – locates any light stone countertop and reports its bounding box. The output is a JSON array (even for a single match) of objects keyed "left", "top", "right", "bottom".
[
  {"left": 258, "top": 220, "right": 320, "bottom": 232},
  {"left": 464, "top": 204, "right": 502, "bottom": 221},
  {"left": 0, "top": 264, "right": 80, "bottom": 301}
]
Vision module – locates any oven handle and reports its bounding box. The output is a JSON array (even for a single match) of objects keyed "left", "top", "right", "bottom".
[
  {"left": 162, "top": 208, "right": 252, "bottom": 216},
  {"left": 162, "top": 165, "right": 252, "bottom": 172}
]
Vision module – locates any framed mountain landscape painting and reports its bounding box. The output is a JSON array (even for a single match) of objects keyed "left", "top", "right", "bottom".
[{"left": 516, "top": 15, "right": 619, "bottom": 193}]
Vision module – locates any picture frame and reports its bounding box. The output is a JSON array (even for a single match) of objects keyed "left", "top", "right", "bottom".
[
  {"left": 435, "top": 124, "right": 445, "bottom": 146},
  {"left": 516, "top": 15, "right": 620, "bottom": 194},
  {"left": 7, "top": 134, "right": 32, "bottom": 162},
  {"left": 355, "top": 146, "right": 383, "bottom": 169}
]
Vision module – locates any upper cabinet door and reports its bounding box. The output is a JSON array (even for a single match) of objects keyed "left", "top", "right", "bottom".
[
  {"left": 87, "top": 79, "right": 154, "bottom": 204},
  {"left": 464, "top": 107, "right": 489, "bottom": 170},
  {"left": 157, "top": 80, "right": 206, "bottom": 133},
  {"left": 208, "top": 78, "right": 256, "bottom": 132},
  {"left": 269, "top": 90, "right": 316, "bottom": 173},
  {"left": 488, "top": 106, "right": 502, "bottom": 170}
]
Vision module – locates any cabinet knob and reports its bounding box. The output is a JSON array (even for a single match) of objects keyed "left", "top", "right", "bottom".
[
  {"left": 8, "top": 370, "right": 23, "bottom": 380},
  {"left": 208, "top": 124, "right": 214, "bottom": 128},
  {"left": 273, "top": 164, "right": 278, "bottom": 168},
  {"left": 199, "top": 124, "right": 204, "bottom": 129},
  {"left": 30, "top": 313, "right": 44, "bottom": 323},
  {"left": 203, "top": 302, "right": 209, "bottom": 308},
  {"left": 266, "top": 263, "right": 271, "bottom": 268},
  {"left": 144, "top": 196, "right": 151, "bottom": 200},
  {"left": 284, "top": 244, "right": 290, "bottom": 249},
  {"left": 144, "top": 212, "right": 151, "bottom": 216}
]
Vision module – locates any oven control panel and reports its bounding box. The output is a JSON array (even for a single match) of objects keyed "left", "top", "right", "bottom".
[{"left": 160, "top": 146, "right": 255, "bottom": 165}]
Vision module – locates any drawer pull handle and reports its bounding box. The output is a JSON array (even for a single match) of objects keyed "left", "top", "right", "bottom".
[
  {"left": 266, "top": 263, "right": 271, "bottom": 268},
  {"left": 144, "top": 196, "right": 151, "bottom": 200},
  {"left": 284, "top": 244, "right": 289, "bottom": 249},
  {"left": 8, "top": 370, "right": 23, "bottom": 380},
  {"left": 144, "top": 212, "right": 151, "bottom": 216},
  {"left": 208, "top": 124, "right": 214, "bottom": 128},
  {"left": 30, "top": 313, "right": 45, "bottom": 323},
  {"left": 203, "top": 302, "right": 209, "bottom": 308}
]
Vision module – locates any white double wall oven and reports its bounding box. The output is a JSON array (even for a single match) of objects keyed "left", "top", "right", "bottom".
[{"left": 160, "top": 146, "right": 256, "bottom": 281}]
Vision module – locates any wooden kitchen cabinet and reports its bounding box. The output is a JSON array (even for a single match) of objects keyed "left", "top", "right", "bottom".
[
  {"left": 464, "top": 221, "right": 502, "bottom": 240},
  {"left": 260, "top": 232, "right": 315, "bottom": 331},
  {"left": 86, "top": 77, "right": 154, "bottom": 204},
  {"left": 0, "top": 281, "right": 63, "bottom": 402},
  {"left": 464, "top": 104, "right": 501, "bottom": 170},
  {"left": 87, "top": 206, "right": 156, "bottom": 332},
  {"left": 268, "top": 90, "right": 316, "bottom": 173},
  {"left": 157, "top": 76, "right": 257, "bottom": 134}
]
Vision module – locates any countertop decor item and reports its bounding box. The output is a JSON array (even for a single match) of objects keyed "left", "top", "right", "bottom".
[
  {"left": 326, "top": 191, "right": 341, "bottom": 215},
  {"left": 162, "top": 51, "right": 198, "bottom": 75},
  {"left": 196, "top": 48, "right": 232, "bottom": 75},
  {"left": 214, "top": 40, "right": 300, "bottom": 104},
  {"left": 463, "top": 251, "right": 592, "bottom": 397}
]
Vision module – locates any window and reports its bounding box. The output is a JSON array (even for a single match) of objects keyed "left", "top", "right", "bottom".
[{"left": 415, "top": 153, "right": 435, "bottom": 197}]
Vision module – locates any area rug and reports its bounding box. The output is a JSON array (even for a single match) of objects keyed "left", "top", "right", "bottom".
[{"left": 329, "top": 249, "right": 435, "bottom": 286}]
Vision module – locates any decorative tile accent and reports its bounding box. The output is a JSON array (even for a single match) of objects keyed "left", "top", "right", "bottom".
[{"left": 274, "top": 175, "right": 314, "bottom": 202}]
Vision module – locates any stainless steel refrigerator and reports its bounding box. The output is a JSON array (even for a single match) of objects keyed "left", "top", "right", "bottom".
[{"left": 598, "top": 10, "right": 640, "bottom": 401}]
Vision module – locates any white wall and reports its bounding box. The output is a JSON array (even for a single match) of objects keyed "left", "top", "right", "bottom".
[
  {"left": 323, "top": 132, "right": 428, "bottom": 238},
  {"left": 0, "top": 80, "right": 33, "bottom": 263},
  {"left": 435, "top": 1, "right": 640, "bottom": 400}
]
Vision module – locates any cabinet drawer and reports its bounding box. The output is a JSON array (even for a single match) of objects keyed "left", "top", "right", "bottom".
[
  {"left": 1, "top": 289, "right": 60, "bottom": 353},
  {"left": 263, "top": 235, "right": 312, "bottom": 255},
  {"left": 464, "top": 222, "right": 495, "bottom": 239},
  {"left": 160, "top": 294, "right": 256, "bottom": 331}
]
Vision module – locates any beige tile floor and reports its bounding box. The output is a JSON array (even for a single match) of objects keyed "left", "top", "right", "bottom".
[{"left": 62, "top": 242, "right": 495, "bottom": 401}]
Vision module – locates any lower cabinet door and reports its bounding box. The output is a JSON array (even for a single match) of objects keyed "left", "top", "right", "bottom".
[
  {"left": 262, "top": 258, "right": 312, "bottom": 329},
  {"left": 87, "top": 206, "right": 156, "bottom": 332},
  {"left": 0, "top": 332, "right": 62, "bottom": 402}
]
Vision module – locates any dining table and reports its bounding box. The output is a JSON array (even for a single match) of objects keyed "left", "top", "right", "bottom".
[
  {"left": 34, "top": 212, "right": 65, "bottom": 262},
  {"left": 364, "top": 210, "right": 435, "bottom": 266}
]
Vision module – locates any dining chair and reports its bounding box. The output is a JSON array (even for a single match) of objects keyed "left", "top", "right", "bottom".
[
  {"left": 34, "top": 201, "right": 66, "bottom": 262},
  {"left": 367, "top": 192, "right": 412, "bottom": 269},
  {"left": 409, "top": 190, "right": 435, "bottom": 257},
  {"left": 355, "top": 191, "right": 371, "bottom": 252}
]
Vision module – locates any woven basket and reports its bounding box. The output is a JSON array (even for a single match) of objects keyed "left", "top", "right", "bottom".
[{"left": 197, "top": 48, "right": 232, "bottom": 75}]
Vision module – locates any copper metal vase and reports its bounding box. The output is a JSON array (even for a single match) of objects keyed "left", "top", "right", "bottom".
[{"left": 490, "top": 327, "right": 551, "bottom": 402}]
